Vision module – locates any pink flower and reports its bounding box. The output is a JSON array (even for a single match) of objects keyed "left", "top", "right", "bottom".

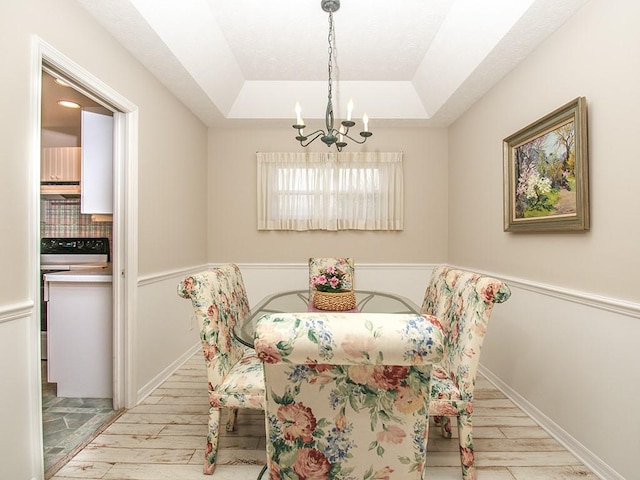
[
  {"left": 371, "top": 365, "right": 409, "bottom": 390},
  {"left": 460, "top": 447, "right": 474, "bottom": 467},
  {"left": 329, "top": 276, "right": 340, "bottom": 288},
  {"left": 207, "top": 304, "right": 220, "bottom": 321},
  {"left": 372, "top": 466, "right": 394, "bottom": 480},
  {"left": 347, "top": 364, "right": 374, "bottom": 384},
  {"left": 268, "top": 459, "right": 281, "bottom": 480},
  {"left": 277, "top": 402, "right": 317, "bottom": 443},
  {"left": 255, "top": 323, "right": 283, "bottom": 363},
  {"left": 334, "top": 413, "right": 346, "bottom": 431},
  {"left": 424, "top": 314, "right": 445, "bottom": 335},
  {"left": 307, "top": 360, "right": 333, "bottom": 373},
  {"left": 341, "top": 334, "right": 375, "bottom": 359},
  {"left": 292, "top": 448, "right": 331, "bottom": 480},
  {"left": 182, "top": 277, "right": 195, "bottom": 293},
  {"left": 394, "top": 385, "right": 425, "bottom": 414},
  {"left": 255, "top": 339, "right": 281, "bottom": 364},
  {"left": 432, "top": 403, "right": 459, "bottom": 416},
  {"left": 202, "top": 342, "right": 218, "bottom": 361},
  {"left": 376, "top": 425, "right": 406, "bottom": 445},
  {"left": 219, "top": 328, "right": 231, "bottom": 352},
  {"left": 481, "top": 283, "right": 497, "bottom": 303}
]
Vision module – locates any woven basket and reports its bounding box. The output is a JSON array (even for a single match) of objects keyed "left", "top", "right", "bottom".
[{"left": 313, "top": 290, "right": 357, "bottom": 311}]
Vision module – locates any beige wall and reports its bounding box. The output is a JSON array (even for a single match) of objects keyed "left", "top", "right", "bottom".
[
  {"left": 207, "top": 126, "right": 449, "bottom": 263},
  {"left": 0, "top": 1, "right": 208, "bottom": 477},
  {"left": 448, "top": 0, "right": 640, "bottom": 303},
  {"left": 448, "top": 1, "right": 640, "bottom": 478}
]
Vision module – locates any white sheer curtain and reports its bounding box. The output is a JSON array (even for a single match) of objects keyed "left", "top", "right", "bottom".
[{"left": 257, "top": 151, "right": 403, "bottom": 231}]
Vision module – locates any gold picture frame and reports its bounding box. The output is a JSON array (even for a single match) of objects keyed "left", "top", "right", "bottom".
[{"left": 503, "top": 97, "right": 589, "bottom": 232}]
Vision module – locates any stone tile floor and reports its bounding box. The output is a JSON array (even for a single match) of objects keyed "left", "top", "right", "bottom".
[{"left": 42, "top": 361, "right": 118, "bottom": 476}]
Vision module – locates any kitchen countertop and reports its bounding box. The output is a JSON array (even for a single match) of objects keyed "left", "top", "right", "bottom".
[{"left": 44, "top": 266, "right": 112, "bottom": 283}]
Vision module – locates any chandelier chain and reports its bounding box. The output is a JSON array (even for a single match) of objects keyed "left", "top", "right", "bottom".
[{"left": 327, "top": 12, "right": 333, "bottom": 104}]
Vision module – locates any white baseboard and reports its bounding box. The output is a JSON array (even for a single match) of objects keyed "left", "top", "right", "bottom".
[
  {"left": 479, "top": 365, "right": 623, "bottom": 480},
  {"left": 136, "top": 342, "right": 201, "bottom": 404}
]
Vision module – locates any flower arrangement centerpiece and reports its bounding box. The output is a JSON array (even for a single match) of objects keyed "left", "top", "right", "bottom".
[
  {"left": 311, "top": 265, "right": 356, "bottom": 311},
  {"left": 311, "top": 265, "right": 350, "bottom": 293}
]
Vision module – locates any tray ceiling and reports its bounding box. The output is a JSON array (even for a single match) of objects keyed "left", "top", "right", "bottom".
[{"left": 76, "top": 0, "right": 589, "bottom": 127}]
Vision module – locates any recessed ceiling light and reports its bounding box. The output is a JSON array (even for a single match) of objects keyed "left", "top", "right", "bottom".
[
  {"left": 57, "top": 100, "right": 81, "bottom": 109},
  {"left": 54, "top": 78, "right": 71, "bottom": 87}
]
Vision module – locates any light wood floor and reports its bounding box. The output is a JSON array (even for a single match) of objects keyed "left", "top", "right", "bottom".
[{"left": 50, "top": 353, "right": 599, "bottom": 480}]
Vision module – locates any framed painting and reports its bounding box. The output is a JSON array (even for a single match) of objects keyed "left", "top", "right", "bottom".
[{"left": 503, "top": 97, "right": 589, "bottom": 232}]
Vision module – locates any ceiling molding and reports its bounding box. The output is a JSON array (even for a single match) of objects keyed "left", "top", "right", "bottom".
[{"left": 77, "top": 0, "right": 590, "bottom": 128}]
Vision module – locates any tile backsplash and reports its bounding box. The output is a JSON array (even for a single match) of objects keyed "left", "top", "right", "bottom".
[{"left": 41, "top": 197, "right": 113, "bottom": 253}]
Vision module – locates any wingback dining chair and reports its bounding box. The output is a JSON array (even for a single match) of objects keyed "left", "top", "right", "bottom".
[
  {"left": 420, "top": 266, "right": 511, "bottom": 480},
  {"left": 308, "top": 257, "right": 355, "bottom": 300},
  {"left": 254, "top": 311, "right": 444, "bottom": 480},
  {"left": 177, "top": 264, "right": 265, "bottom": 475}
]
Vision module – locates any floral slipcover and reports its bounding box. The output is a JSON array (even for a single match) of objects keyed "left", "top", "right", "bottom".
[
  {"left": 420, "top": 266, "right": 512, "bottom": 480},
  {"left": 254, "top": 312, "right": 444, "bottom": 480},
  {"left": 308, "top": 257, "right": 355, "bottom": 300},
  {"left": 177, "top": 264, "right": 265, "bottom": 475}
]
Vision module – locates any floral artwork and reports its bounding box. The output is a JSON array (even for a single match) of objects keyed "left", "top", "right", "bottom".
[
  {"left": 255, "top": 312, "right": 444, "bottom": 480},
  {"left": 503, "top": 97, "right": 589, "bottom": 232},
  {"left": 514, "top": 120, "right": 576, "bottom": 219}
]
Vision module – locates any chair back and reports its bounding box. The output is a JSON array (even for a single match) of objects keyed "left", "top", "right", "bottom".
[
  {"left": 178, "top": 264, "right": 251, "bottom": 388},
  {"left": 420, "top": 266, "right": 511, "bottom": 400},
  {"left": 255, "top": 312, "right": 443, "bottom": 479},
  {"left": 308, "top": 257, "right": 355, "bottom": 300}
]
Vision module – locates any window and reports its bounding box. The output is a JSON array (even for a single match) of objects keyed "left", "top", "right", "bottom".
[{"left": 257, "top": 152, "right": 403, "bottom": 231}]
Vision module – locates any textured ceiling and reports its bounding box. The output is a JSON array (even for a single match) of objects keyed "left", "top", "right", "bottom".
[{"left": 75, "top": 0, "right": 590, "bottom": 127}]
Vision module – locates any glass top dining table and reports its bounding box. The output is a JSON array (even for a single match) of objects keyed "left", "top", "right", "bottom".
[{"left": 234, "top": 289, "right": 420, "bottom": 348}]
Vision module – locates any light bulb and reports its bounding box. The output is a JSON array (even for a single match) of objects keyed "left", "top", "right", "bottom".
[{"left": 295, "top": 102, "right": 303, "bottom": 125}]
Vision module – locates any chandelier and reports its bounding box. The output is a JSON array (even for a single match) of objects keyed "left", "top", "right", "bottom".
[{"left": 293, "top": 0, "right": 372, "bottom": 151}]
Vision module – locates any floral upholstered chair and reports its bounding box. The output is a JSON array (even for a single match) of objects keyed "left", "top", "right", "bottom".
[
  {"left": 420, "top": 266, "right": 512, "bottom": 480},
  {"left": 254, "top": 312, "right": 444, "bottom": 480},
  {"left": 177, "top": 264, "right": 265, "bottom": 475},
  {"left": 308, "top": 257, "right": 355, "bottom": 300}
]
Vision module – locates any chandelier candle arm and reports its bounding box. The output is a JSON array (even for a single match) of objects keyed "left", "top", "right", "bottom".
[{"left": 292, "top": 0, "right": 373, "bottom": 152}]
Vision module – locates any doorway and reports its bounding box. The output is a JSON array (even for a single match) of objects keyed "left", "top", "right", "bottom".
[
  {"left": 35, "top": 40, "right": 138, "bottom": 479},
  {"left": 40, "top": 69, "right": 115, "bottom": 473}
]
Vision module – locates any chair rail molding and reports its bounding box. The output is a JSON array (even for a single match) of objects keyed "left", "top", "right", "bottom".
[
  {"left": 0, "top": 301, "right": 34, "bottom": 325},
  {"left": 448, "top": 264, "right": 640, "bottom": 319},
  {"left": 139, "top": 263, "right": 639, "bottom": 319},
  {"left": 137, "top": 264, "right": 211, "bottom": 287}
]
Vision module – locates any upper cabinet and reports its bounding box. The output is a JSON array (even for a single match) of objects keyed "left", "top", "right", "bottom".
[
  {"left": 81, "top": 110, "right": 113, "bottom": 214},
  {"left": 41, "top": 147, "right": 81, "bottom": 182}
]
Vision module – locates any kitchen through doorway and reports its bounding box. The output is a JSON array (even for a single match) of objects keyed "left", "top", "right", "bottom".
[
  {"left": 40, "top": 67, "right": 117, "bottom": 476},
  {"left": 36, "top": 48, "right": 136, "bottom": 478}
]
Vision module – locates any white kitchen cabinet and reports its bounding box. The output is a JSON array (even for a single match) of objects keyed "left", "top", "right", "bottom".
[
  {"left": 41, "top": 147, "right": 81, "bottom": 182},
  {"left": 81, "top": 109, "right": 113, "bottom": 214},
  {"left": 46, "top": 271, "right": 113, "bottom": 398}
]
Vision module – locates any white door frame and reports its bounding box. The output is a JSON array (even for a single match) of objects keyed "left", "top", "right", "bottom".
[{"left": 31, "top": 37, "right": 138, "bottom": 476}]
